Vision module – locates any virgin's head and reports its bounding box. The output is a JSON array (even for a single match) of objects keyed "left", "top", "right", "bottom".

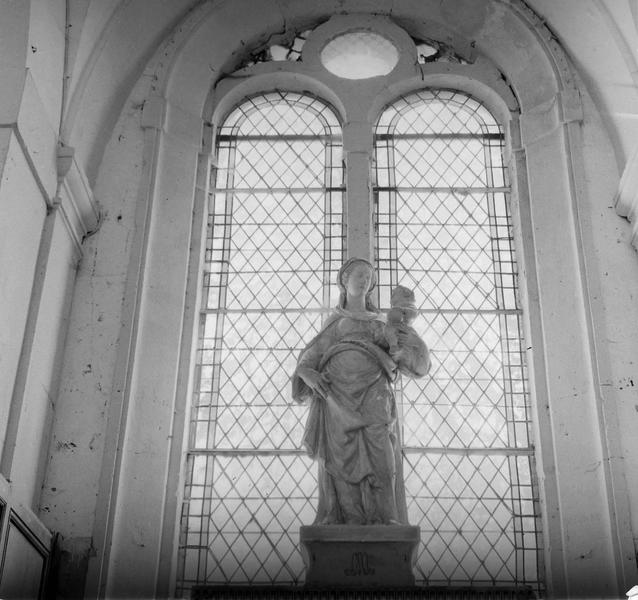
[{"left": 337, "top": 258, "right": 377, "bottom": 311}]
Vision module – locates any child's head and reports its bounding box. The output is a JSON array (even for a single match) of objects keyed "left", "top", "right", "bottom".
[{"left": 389, "top": 285, "right": 417, "bottom": 324}]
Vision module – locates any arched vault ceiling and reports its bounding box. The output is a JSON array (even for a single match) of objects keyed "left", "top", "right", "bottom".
[{"left": 65, "top": 0, "right": 638, "bottom": 183}]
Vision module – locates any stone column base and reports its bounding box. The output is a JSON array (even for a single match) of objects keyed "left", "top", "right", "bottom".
[{"left": 299, "top": 524, "right": 420, "bottom": 588}]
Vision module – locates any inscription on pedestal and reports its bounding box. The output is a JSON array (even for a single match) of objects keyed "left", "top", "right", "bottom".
[
  {"left": 344, "top": 552, "right": 375, "bottom": 577},
  {"left": 300, "top": 525, "right": 420, "bottom": 588}
]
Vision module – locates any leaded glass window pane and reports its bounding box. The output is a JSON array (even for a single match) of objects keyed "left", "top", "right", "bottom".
[
  {"left": 374, "top": 89, "right": 542, "bottom": 592},
  {"left": 176, "top": 92, "right": 344, "bottom": 595}
]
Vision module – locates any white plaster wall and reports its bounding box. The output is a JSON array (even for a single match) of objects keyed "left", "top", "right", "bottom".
[
  {"left": 527, "top": 0, "right": 638, "bottom": 168},
  {"left": 13, "top": 214, "right": 77, "bottom": 509},
  {"left": 520, "top": 120, "right": 619, "bottom": 596},
  {"left": 62, "top": 0, "right": 197, "bottom": 183},
  {"left": 39, "top": 82, "right": 149, "bottom": 541},
  {"left": 0, "top": 0, "right": 75, "bottom": 505},
  {"left": 26, "top": 0, "right": 65, "bottom": 130},
  {"left": 577, "top": 90, "right": 638, "bottom": 572},
  {"left": 0, "top": 133, "right": 46, "bottom": 457},
  {"left": 65, "top": 0, "right": 122, "bottom": 98},
  {"left": 106, "top": 121, "right": 201, "bottom": 596},
  {"left": 0, "top": 1, "right": 29, "bottom": 123},
  {"left": 0, "top": 3, "right": 101, "bottom": 595}
]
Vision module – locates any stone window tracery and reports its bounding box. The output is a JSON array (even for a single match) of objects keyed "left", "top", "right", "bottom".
[{"left": 239, "top": 30, "right": 312, "bottom": 70}]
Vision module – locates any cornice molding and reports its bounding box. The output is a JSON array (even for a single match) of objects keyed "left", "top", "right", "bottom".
[
  {"left": 614, "top": 145, "right": 638, "bottom": 250},
  {"left": 56, "top": 145, "right": 101, "bottom": 248}
]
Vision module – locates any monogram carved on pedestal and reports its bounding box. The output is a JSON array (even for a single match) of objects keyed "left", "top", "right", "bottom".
[{"left": 344, "top": 551, "right": 375, "bottom": 576}]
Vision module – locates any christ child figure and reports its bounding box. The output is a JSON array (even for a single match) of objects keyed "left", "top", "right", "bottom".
[{"left": 385, "top": 285, "right": 430, "bottom": 377}]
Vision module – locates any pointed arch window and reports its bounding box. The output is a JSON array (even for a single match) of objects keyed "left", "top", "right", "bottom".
[
  {"left": 374, "top": 89, "right": 542, "bottom": 589},
  {"left": 176, "top": 92, "right": 344, "bottom": 592}
]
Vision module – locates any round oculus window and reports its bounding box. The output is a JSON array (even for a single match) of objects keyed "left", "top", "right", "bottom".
[{"left": 320, "top": 31, "right": 399, "bottom": 79}]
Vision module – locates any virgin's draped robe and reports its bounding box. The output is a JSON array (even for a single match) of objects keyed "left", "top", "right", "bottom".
[{"left": 292, "top": 307, "right": 429, "bottom": 525}]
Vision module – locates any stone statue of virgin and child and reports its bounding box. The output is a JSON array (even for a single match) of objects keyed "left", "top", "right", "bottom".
[{"left": 292, "top": 258, "right": 431, "bottom": 527}]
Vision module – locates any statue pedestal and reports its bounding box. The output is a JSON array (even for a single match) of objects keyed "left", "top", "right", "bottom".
[{"left": 300, "top": 525, "right": 420, "bottom": 589}]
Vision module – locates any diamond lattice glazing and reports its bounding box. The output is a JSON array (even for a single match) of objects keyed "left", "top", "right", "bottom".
[
  {"left": 177, "top": 88, "right": 542, "bottom": 596},
  {"left": 179, "top": 453, "right": 316, "bottom": 587},
  {"left": 374, "top": 90, "right": 541, "bottom": 591},
  {"left": 404, "top": 452, "right": 539, "bottom": 585},
  {"left": 176, "top": 93, "right": 343, "bottom": 596}
]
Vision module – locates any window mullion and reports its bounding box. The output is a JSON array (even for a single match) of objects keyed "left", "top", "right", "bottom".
[{"left": 342, "top": 122, "right": 374, "bottom": 261}]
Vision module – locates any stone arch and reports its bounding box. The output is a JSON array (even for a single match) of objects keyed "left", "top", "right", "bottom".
[{"left": 144, "top": 0, "right": 577, "bottom": 128}]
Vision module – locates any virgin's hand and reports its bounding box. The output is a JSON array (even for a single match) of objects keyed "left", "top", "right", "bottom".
[
  {"left": 395, "top": 325, "right": 410, "bottom": 344},
  {"left": 298, "top": 367, "right": 330, "bottom": 398}
]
